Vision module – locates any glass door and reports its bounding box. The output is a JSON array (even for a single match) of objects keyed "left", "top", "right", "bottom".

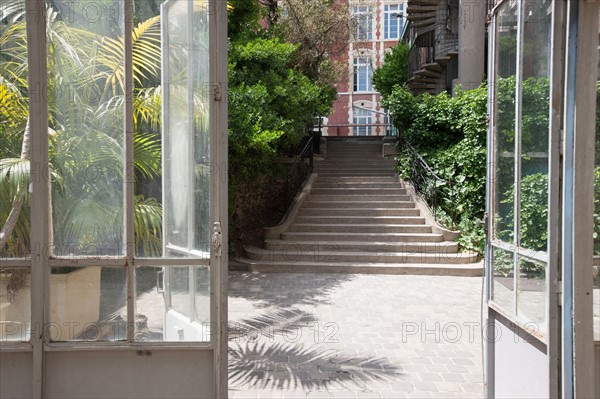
[
  {"left": 485, "top": 0, "right": 560, "bottom": 396},
  {"left": 0, "top": 0, "right": 228, "bottom": 397},
  {"left": 161, "top": 0, "right": 212, "bottom": 342}
]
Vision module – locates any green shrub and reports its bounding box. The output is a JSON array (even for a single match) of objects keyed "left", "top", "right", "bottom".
[{"left": 387, "top": 84, "right": 487, "bottom": 253}]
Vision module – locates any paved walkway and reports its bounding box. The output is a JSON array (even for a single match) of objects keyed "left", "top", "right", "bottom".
[{"left": 228, "top": 272, "right": 485, "bottom": 398}]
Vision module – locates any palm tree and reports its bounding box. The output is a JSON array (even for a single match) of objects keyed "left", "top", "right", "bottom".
[{"left": 0, "top": 2, "right": 164, "bottom": 258}]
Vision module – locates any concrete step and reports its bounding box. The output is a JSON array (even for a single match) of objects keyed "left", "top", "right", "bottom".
[
  {"left": 238, "top": 259, "right": 483, "bottom": 277},
  {"left": 312, "top": 183, "right": 403, "bottom": 190},
  {"left": 281, "top": 231, "right": 444, "bottom": 243},
  {"left": 316, "top": 160, "right": 396, "bottom": 165},
  {"left": 308, "top": 194, "right": 412, "bottom": 202},
  {"left": 244, "top": 246, "right": 480, "bottom": 265},
  {"left": 264, "top": 239, "right": 459, "bottom": 254},
  {"left": 294, "top": 215, "right": 426, "bottom": 225},
  {"left": 310, "top": 188, "right": 407, "bottom": 195},
  {"left": 287, "top": 223, "right": 432, "bottom": 234},
  {"left": 318, "top": 172, "right": 398, "bottom": 177},
  {"left": 297, "top": 208, "right": 421, "bottom": 217},
  {"left": 302, "top": 200, "right": 416, "bottom": 209},
  {"left": 316, "top": 176, "right": 399, "bottom": 183}
]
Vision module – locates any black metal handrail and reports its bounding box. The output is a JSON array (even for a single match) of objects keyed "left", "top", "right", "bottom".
[
  {"left": 284, "top": 136, "right": 313, "bottom": 211},
  {"left": 403, "top": 141, "right": 456, "bottom": 227},
  {"left": 267, "top": 132, "right": 315, "bottom": 226}
]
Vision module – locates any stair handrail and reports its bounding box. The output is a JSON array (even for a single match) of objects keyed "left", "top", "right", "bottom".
[
  {"left": 268, "top": 132, "right": 314, "bottom": 226},
  {"left": 402, "top": 141, "right": 456, "bottom": 227},
  {"left": 284, "top": 135, "right": 314, "bottom": 211}
]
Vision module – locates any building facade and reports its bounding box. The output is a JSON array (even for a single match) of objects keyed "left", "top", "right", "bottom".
[{"left": 323, "top": 0, "right": 407, "bottom": 137}]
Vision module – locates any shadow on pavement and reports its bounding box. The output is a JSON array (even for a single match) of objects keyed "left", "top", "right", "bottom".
[
  {"left": 228, "top": 308, "right": 403, "bottom": 390},
  {"left": 228, "top": 271, "right": 357, "bottom": 308}
]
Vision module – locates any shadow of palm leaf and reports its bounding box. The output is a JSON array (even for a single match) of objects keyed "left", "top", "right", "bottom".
[
  {"left": 228, "top": 340, "right": 404, "bottom": 390},
  {"left": 228, "top": 309, "right": 403, "bottom": 390},
  {"left": 229, "top": 308, "right": 317, "bottom": 341},
  {"left": 229, "top": 272, "right": 357, "bottom": 308}
]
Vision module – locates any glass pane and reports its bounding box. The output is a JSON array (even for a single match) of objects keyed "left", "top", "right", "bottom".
[
  {"left": 0, "top": 268, "right": 31, "bottom": 342},
  {"left": 492, "top": 246, "right": 515, "bottom": 311},
  {"left": 49, "top": 267, "right": 127, "bottom": 341},
  {"left": 132, "top": 0, "right": 163, "bottom": 258},
  {"left": 47, "top": 1, "right": 124, "bottom": 257},
  {"left": 168, "top": 266, "right": 190, "bottom": 318},
  {"left": 162, "top": 0, "right": 211, "bottom": 259},
  {"left": 136, "top": 266, "right": 210, "bottom": 342},
  {"left": 493, "top": 0, "right": 518, "bottom": 243},
  {"left": 518, "top": 0, "right": 551, "bottom": 252},
  {"left": 517, "top": 256, "right": 546, "bottom": 329},
  {"left": 0, "top": 9, "right": 30, "bottom": 258},
  {"left": 135, "top": 266, "right": 165, "bottom": 341},
  {"left": 194, "top": 265, "right": 210, "bottom": 323}
]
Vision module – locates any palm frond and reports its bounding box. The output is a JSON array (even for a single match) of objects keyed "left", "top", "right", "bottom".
[
  {"left": 0, "top": 0, "right": 25, "bottom": 24},
  {"left": 96, "top": 15, "right": 161, "bottom": 98},
  {"left": 134, "top": 195, "right": 162, "bottom": 257},
  {"left": 133, "top": 132, "right": 162, "bottom": 180},
  {"left": 0, "top": 158, "right": 30, "bottom": 194}
]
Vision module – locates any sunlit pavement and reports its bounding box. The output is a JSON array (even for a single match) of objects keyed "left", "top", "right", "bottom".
[{"left": 228, "top": 272, "right": 484, "bottom": 398}]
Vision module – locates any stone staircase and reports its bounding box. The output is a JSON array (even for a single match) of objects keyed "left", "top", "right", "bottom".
[{"left": 240, "top": 139, "right": 482, "bottom": 276}]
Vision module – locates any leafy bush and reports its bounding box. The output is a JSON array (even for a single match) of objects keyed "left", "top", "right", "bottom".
[
  {"left": 500, "top": 173, "right": 548, "bottom": 252},
  {"left": 386, "top": 84, "right": 488, "bottom": 253},
  {"left": 227, "top": 37, "right": 335, "bottom": 255}
]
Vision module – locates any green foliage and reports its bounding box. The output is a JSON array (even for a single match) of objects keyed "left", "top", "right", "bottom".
[
  {"left": 227, "top": 0, "right": 262, "bottom": 41},
  {"left": 0, "top": 6, "right": 163, "bottom": 257},
  {"left": 227, "top": 20, "right": 336, "bottom": 256},
  {"left": 228, "top": 38, "right": 334, "bottom": 177},
  {"left": 372, "top": 44, "right": 409, "bottom": 98},
  {"left": 384, "top": 85, "right": 464, "bottom": 151},
  {"left": 496, "top": 76, "right": 550, "bottom": 153},
  {"left": 387, "top": 84, "right": 488, "bottom": 252},
  {"left": 501, "top": 173, "right": 548, "bottom": 252}
]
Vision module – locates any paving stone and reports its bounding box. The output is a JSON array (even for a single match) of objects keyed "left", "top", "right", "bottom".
[
  {"left": 445, "top": 364, "right": 468, "bottom": 373},
  {"left": 406, "top": 391, "right": 432, "bottom": 398},
  {"left": 441, "top": 373, "right": 465, "bottom": 383},
  {"left": 307, "top": 391, "right": 333, "bottom": 399},
  {"left": 461, "top": 382, "right": 484, "bottom": 394},
  {"left": 452, "top": 357, "right": 475, "bottom": 366},
  {"left": 412, "top": 381, "right": 439, "bottom": 392},
  {"left": 417, "top": 373, "right": 442, "bottom": 382},
  {"left": 435, "top": 381, "right": 463, "bottom": 392}
]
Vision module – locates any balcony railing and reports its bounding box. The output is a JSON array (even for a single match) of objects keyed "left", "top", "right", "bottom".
[{"left": 408, "top": 27, "right": 458, "bottom": 78}]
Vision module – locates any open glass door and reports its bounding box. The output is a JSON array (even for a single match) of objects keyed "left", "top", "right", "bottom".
[
  {"left": 485, "top": 0, "right": 560, "bottom": 396},
  {"left": 160, "top": 0, "right": 212, "bottom": 342},
  {"left": 0, "top": 0, "right": 228, "bottom": 397}
]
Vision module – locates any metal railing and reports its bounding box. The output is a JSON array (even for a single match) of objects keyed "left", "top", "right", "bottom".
[
  {"left": 268, "top": 133, "right": 314, "bottom": 225},
  {"left": 408, "top": 28, "right": 458, "bottom": 78},
  {"left": 403, "top": 142, "right": 456, "bottom": 227}
]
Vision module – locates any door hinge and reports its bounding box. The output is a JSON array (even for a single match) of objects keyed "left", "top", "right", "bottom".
[
  {"left": 556, "top": 282, "right": 562, "bottom": 305},
  {"left": 213, "top": 83, "right": 222, "bottom": 102},
  {"left": 212, "top": 221, "right": 222, "bottom": 257}
]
